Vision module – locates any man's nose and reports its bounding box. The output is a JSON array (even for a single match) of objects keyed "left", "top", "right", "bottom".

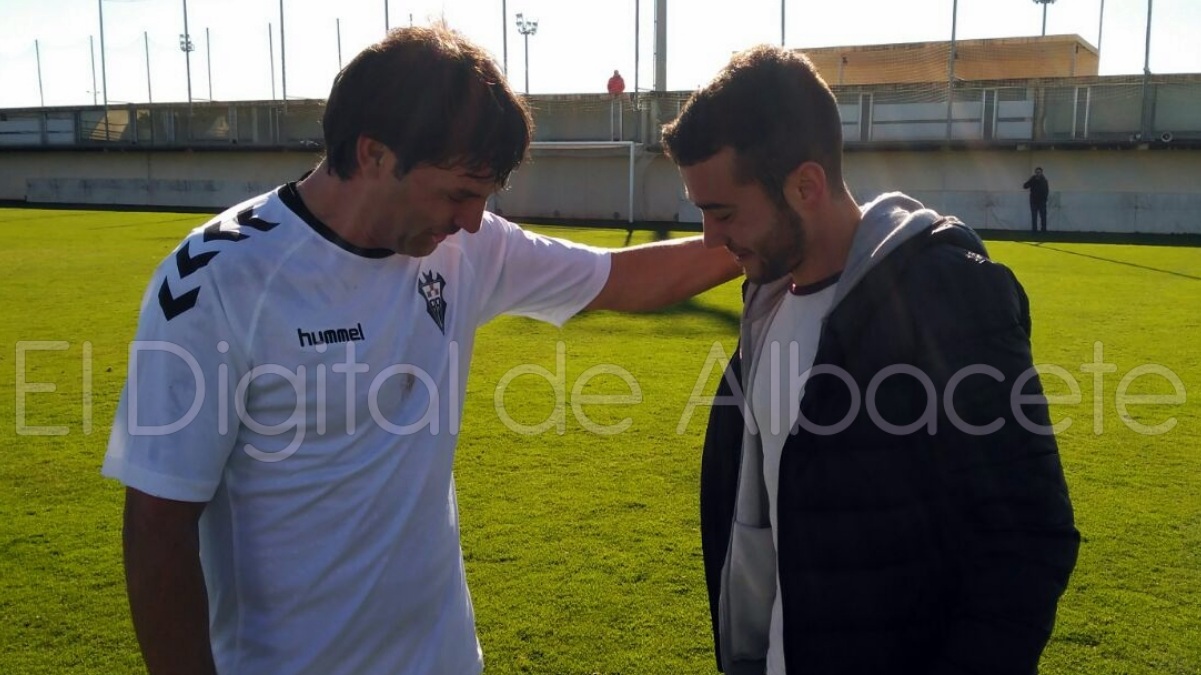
[{"left": 456, "top": 206, "right": 485, "bottom": 234}]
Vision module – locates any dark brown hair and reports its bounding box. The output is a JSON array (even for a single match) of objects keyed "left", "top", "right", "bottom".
[
  {"left": 661, "top": 45, "right": 844, "bottom": 198},
  {"left": 322, "top": 25, "right": 532, "bottom": 185}
]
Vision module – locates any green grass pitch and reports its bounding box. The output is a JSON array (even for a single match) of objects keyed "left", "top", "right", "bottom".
[{"left": 0, "top": 207, "right": 1198, "bottom": 673}]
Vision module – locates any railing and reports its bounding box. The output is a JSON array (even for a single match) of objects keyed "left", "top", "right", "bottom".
[{"left": 1, "top": 75, "right": 1199, "bottom": 149}]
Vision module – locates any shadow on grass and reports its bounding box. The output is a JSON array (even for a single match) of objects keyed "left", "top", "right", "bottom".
[
  {"left": 652, "top": 296, "right": 741, "bottom": 333},
  {"left": 980, "top": 229, "right": 1201, "bottom": 248},
  {"left": 1016, "top": 242, "right": 1201, "bottom": 281}
]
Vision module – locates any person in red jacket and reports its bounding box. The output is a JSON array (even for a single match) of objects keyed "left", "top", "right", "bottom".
[{"left": 607, "top": 69, "right": 626, "bottom": 98}]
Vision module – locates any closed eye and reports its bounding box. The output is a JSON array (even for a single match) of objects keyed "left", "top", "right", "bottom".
[{"left": 448, "top": 190, "right": 486, "bottom": 206}]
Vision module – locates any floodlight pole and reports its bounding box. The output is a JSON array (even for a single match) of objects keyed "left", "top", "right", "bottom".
[
  {"left": 502, "top": 0, "right": 508, "bottom": 76},
  {"left": 144, "top": 31, "right": 153, "bottom": 103},
  {"left": 181, "top": 0, "right": 194, "bottom": 113},
  {"left": 269, "top": 23, "right": 276, "bottom": 101},
  {"left": 337, "top": 18, "right": 343, "bottom": 70},
  {"left": 280, "top": 0, "right": 287, "bottom": 112},
  {"left": 516, "top": 13, "right": 538, "bottom": 95},
  {"left": 89, "top": 35, "right": 98, "bottom": 106},
  {"left": 1140, "top": 0, "right": 1154, "bottom": 139},
  {"left": 384, "top": 0, "right": 390, "bottom": 31},
  {"left": 180, "top": 0, "right": 192, "bottom": 111},
  {"left": 1097, "top": 0, "right": 1105, "bottom": 55},
  {"left": 634, "top": 0, "right": 640, "bottom": 106},
  {"left": 1142, "top": 0, "right": 1153, "bottom": 77},
  {"left": 781, "top": 0, "right": 785, "bottom": 47},
  {"left": 35, "top": 40, "right": 45, "bottom": 107},
  {"left": 653, "top": 0, "right": 666, "bottom": 92},
  {"left": 206, "top": 27, "right": 213, "bottom": 101},
  {"left": 98, "top": 0, "right": 110, "bottom": 140},
  {"left": 946, "top": 0, "right": 958, "bottom": 141},
  {"left": 1033, "top": 0, "right": 1056, "bottom": 37}
]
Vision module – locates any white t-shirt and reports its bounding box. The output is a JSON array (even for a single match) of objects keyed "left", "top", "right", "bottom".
[
  {"left": 749, "top": 279, "right": 839, "bottom": 675},
  {"left": 102, "top": 184, "right": 611, "bottom": 675}
]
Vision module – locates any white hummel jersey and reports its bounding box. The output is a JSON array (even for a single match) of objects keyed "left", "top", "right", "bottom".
[{"left": 103, "top": 184, "right": 611, "bottom": 674}]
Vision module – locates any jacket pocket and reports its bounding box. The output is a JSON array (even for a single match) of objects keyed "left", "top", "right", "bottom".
[{"left": 723, "top": 522, "right": 776, "bottom": 660}]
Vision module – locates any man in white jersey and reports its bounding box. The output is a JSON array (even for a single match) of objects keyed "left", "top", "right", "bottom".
[
  {"left": 661, "top": 46, "right": 1079, "bottom": 674},
  {"left": 103, "top": 26, "right": 739, "bottom": 675}
]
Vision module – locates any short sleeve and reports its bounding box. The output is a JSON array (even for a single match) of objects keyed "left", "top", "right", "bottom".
[
  {"left": 473, "top": 213, "right": 611, "bottom": 327},
  {"left": 102, "top": 248, "right": 247, "bottom": 503}
]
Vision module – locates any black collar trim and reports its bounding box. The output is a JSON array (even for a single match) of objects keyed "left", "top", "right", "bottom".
[
  {"left": 789, "top": 271, "right": 842, "bottom": 296},
  {"left": 278, "top": 182, "right": 394, "bottom": 259}
]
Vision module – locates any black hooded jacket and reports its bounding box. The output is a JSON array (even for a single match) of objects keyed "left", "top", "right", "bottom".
[{"left": 700, "top": 218, "right": 1079, "bottom": 675}]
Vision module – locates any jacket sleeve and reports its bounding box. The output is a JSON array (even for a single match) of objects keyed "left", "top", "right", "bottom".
[
  {"left": 1022, "top": 177, "right": 1033, "bottom": 189},
  {"left": 904, "top": 246, "right": 1080, "bottom": 675}
]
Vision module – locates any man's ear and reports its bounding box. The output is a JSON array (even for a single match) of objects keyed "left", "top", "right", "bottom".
[
  {"left": 355, "top": 136, "right": 389, "bottom": 177},
  {"left": 782, "top": 161, "right": 827, "bottom": 216}
]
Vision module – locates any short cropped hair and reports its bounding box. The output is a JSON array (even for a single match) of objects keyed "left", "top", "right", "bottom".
[
  {"left": 322, "top": 25, "right": 532, "bottom": 185},
  {"left": 661, "top": 45, "right": 844, "bottom": 198}
]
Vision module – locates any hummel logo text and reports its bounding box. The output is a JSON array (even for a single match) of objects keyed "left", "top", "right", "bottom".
[{"left": 297, "top": 323, "right": 365, "bottom": 347}]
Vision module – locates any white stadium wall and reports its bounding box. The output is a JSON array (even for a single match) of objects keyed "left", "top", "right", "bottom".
[{"left": 1, "top": 148, "right": 1200, "bottom": 234}]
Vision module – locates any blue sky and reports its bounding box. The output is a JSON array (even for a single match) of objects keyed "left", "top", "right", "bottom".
[{"left": 0, "top": 0, "right": 1197, "bottom": 108}]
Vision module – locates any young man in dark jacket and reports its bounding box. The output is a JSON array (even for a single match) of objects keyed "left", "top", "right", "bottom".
[
  {"left": 1023, "top": 167, "right": 1050, "bottom": 232},
  {"left": 661, "top": 45, "right": 1079, "bottom": 675}
]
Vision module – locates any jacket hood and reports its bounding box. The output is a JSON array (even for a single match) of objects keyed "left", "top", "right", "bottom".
[
  {"left": 831, "top": 192, "right": 970, "bottom": 308},
  {"left": 743, "top": 192, "right": 980, "bottom": 330}
]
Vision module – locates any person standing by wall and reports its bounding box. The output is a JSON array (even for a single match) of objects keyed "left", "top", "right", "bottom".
[
  {"left": 608, "top": 69, "right": 627, "bottom": 141},
  {"left": 607, "top": 69, "right": 626, "bottom": 98},
  {"left": 1023, "top": 167, "right": 1050, "bottom": 232}
]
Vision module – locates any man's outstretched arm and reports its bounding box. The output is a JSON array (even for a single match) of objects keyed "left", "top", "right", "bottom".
[
  {"left": 585, "top": 235, "right": 741, "bottom": 312},
  {"left": 123, "top": 488, "right": 217, "bottom": 675}
]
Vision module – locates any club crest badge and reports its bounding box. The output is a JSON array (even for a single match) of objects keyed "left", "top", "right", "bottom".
[{"left": 418, "top": 270, "right": 448, "bottom": 334}]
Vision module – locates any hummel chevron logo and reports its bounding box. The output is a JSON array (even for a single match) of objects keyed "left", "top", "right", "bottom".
[
  {"left": 175, "top": 241, "right": 218, "bottom": 278},
  {"left": 158, "top": 278, "right": 200, "bottom": 321},
  {"left": 203, "top": 222, "right": 249, "bottom": 243},
  {"left": 158, "top": 207, "right": 278, "bottom": 320},
  {"left": 236, "top": 208, "right": 280, "bottom": 232}
]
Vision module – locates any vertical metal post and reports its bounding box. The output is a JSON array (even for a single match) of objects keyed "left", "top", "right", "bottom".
[
  {"left": 516, "top": 13, "right": 538, "bottom": 95},
  {"left": 280, "top": 0, "right": 287, "bottom": 112},
  {"left": 98, "top": 0, "right": 110, "bottom": 140},
  {"left": 1097, "top": 0, "right": 1105, "bottom": 56},
  {"left": 269, "top": 23, "right": 276, "bottom": 101},
  {"left": 781, "top": 0, "right": 785, "bottom": 47},
  {"left": 183, "top": 0, "right": 193, "bottom": 112},
  {"left": 337, "top": 18, "right": 343, "bottom": 70},
  {"left": 628, "top": 142, "right": 635, "bottom": 224},
  {"left": 1139, "top": 0, "right": 1153, "bottom": 138},
  {"left": 1084, "top": 86, "right": 1092, "bottom": 138},
  {"left": 90, "top": 35, "right": 98, "bottom": 106},
  {"left": 946, "top": 0, "right": 958, "bottom": 141},
  {"left": 1041, "top": 3, "right": 1048, "bottom": 36},
  {"left": 634, "top": 0, "right": 640, "bottom": 100},
  {"left": 502, "top": 0, "right": 508, "bottom": 76},
  {"left": 144, "top": 31, "right": 153, "bottom": 103},
  {"left": 653, "top": 0, "right": 666, "bottom": 92},
  {"left": 384, "top": 0, "right": 390, "bottom": 31},
  {"left": 1071, "top": 86, "right": 1079, "bottom": 138},
  {"left": 206, "top": 27, "right": 213, "bottom": 101},
  {"left": 35, "top": 40, "right": 45, "bottom": 107}
]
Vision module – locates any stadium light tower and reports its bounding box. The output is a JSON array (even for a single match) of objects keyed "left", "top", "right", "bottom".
[
  {"left": 1033, "top": 0, "right": 1056, "bottom": 37},
  {"left": 180, "top": 0, "right": 195, "bottom": 111},
  {"left": 515, "top": 12, "right": 538, "bottom": 94}
]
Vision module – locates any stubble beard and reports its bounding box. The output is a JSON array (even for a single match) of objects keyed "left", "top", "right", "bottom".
[{"left": 745, "top": 206, "right": 806, "bottom": 285}]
